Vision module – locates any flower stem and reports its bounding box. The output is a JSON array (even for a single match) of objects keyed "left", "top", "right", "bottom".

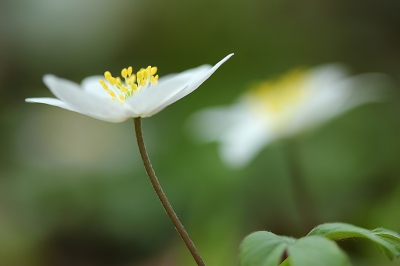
[
  {"left": 133, "top": 117, "right": 206, "bottom": 266},
  {"left": 282, "top": 139, "right": 319, "bottom": 233}
]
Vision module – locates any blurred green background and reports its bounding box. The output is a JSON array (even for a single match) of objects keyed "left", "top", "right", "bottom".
[{"left": 1, "top": 0, "right": 400, "bottom": 265}]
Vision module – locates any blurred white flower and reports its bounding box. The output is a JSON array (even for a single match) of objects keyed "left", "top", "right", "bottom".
[
  {"left": 26, "top": 54, "right": 233, "bottom": 122},
  {"left": 189, "top": 65, "right": 389, "bottom": 168}
]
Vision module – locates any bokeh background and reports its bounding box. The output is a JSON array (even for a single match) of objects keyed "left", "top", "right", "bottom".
[{"left": 1, "top": 0, "right": 400, "bottom": 265}]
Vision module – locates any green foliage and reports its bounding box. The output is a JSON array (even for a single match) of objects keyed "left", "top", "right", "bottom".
[
  {"left": 240, "top": 223, "right": 400, "bottom": 266},
  {"left": 239, "top": 232, "right": 294, "bottom": 266},
  {"left": 239, "top": 231, "right": 350, "bottom": 266},
  {"left": 308, "top": 223, "right": 400, "bottom": 260}
]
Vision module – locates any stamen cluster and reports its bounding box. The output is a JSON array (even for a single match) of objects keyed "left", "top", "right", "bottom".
[
  {"left": 249, "top": 68, "right": 307, "bottom": 113},
  {"left": 99, "top": 66, "right": 159, "bottom": 103}
]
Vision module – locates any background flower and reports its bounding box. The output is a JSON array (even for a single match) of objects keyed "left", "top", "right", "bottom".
[{"left": 189, "top": 65, "right": 391, "bottom": 168}]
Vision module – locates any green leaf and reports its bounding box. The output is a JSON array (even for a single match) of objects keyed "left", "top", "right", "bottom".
[
  {"left": 308, "top": 223, "right": 400, "bottom": 260},
  {"left": 287, "top": 236, "right": 351, "bottom": 266},
  {"left": 239, "top": 231, "right": 294, "bottom": 266},
  {"left": 239, "top": 231, "right": 351, "bottom": 266},
  {"left": 372, "top": 228, "right": 400, "bottom": 258}
]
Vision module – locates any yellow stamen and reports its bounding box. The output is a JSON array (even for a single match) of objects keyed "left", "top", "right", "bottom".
[
  {"left": 150, "top": 75, "right": 159, "bottom": 85},
  {"left": 137, "top": 70, "right": 143, "bottom": 81},
  {"left": 121, "top": 68, "right": 128, "bottom": 78},
  {"left": 143, "top": 68, "right": 149, "bottom": 79},
  {"left": 99, "top": 64, "right": 160, "bottom": 102},
  {"left": 116, "top": 77, "right": 122, "bottom": 86},
  {"left": 131, "top": 84, "right": 138, "bottom": 91},
  {"left": 99, "top": 79, "right": 108, "bottom": 90},
  {"left": 104, "top": 71, "right": 112, "bottom": 81},
  {"left": 247, "top": 68, "right": 309, "bottom": 132}
]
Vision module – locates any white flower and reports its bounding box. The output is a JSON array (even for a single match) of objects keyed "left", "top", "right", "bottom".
[
  {"left": 26, "top": 54, "right": 233, "bottom": 122},
  {"left": 189, "top": 64, "right": 389, "bottom": 168}
]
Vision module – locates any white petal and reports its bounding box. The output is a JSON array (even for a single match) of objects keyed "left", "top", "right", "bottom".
[
  {"left": 159, "top": 54, "right": 234, "bottom": 110},
  {"left": 81, "top": 75, "right": 110, "bottom": 98},
  {"left": 289, "top": 72, "right": 389, "bottom": 134},
  {"left": 189, "top": 101, "right": 274, "bottom": 169},
  {"left": 157, "top": 64, "right": 211, "bottom": 85},
  {"left": 336, "top": 73, "right": 389, "bottom": 110},
  {"left": 126, "top": 53, "right": 234, "bottom": 117},
  {"left": 307, "top": 64, "right": 349, "bottom": 88},
  {"left": 125, "top": 65, "right": 211, "bottom": 116},
  {"left": 25, "top": 97, "right": 78, "bottom": 111},
  {"left": 280, "top": 65, "right": 348, "bottom": 134},
  {"left": 219, "top": 115, "right": 274, "bottom": 168},
  {"left": 189, "top": 102, "right": 248, "bottom": 142},
  {"left": 308, "top": 73, "right": 387, "bottom": 122},
  {"left": 43, "top": 74, "right": 136, "bottom": 122}
]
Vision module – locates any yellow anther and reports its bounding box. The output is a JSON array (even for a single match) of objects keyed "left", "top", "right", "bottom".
[
  {"left": 108, "top": 90, "right": 116, "bottom": 97},
  {"left": 137, "top": 71, "right": 143, "bottom": 81},
  {"left": 150, "top": 75, "right": 159, "bottom": 84},
  {"left": 99, "top": 64, "right": 160, "bottom": 101},
  {"left": 131, "top": 84, "right": 138, "bottom": 91},
  {"left": 99, "top": 79, "right": 108, "bottom": 90},
  {"left": 143, "top": 68, "right": 149, "bottom": 79},
  {"left": 104, "top": 71, "right": 112, "bottom": 81},
  {"left": 121, "top": 68, "right": 128, "bottom": 78},
  {"left": 116, "top": 77, "right": 122, "bottom": 86}
]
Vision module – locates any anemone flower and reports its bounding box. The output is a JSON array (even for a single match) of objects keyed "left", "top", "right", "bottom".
[
  {"left": 26, "top": 54, "right": 234, "bottom": 266},
  {"left": 189, "top": 64, "right": 388, "bottom": 168},
  {"left": 26, "top": 54, "right": 233, "bottom": 122}
]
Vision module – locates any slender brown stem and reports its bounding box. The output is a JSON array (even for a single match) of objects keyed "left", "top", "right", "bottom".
[{"left": 133, "top": 117, "right": 206, "bottom": 266}]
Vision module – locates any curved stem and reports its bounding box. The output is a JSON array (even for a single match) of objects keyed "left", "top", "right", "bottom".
[{"left": 133, "top": 117, "right": 206, "bottom": 266}]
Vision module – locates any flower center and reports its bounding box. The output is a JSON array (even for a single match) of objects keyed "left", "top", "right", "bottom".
[
  {"left": 99, "top": 66, "right": 159, "bottom": 103},
  {"left": 246, "top": 68, "right": 309, "bottom": 131}
]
